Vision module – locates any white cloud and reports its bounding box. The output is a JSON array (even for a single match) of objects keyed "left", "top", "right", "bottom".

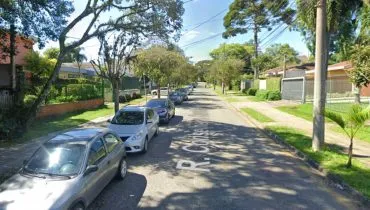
[{"left": 180, "top": 30, "right": 201, "bottom": 43}]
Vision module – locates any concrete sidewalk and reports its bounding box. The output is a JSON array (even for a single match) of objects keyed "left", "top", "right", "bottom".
[
  {"left": 231, "top": 101, "right": 370, "bottom": 167},
  {"left": 0, "top": 115, "right": 112, "bottom": 181}
]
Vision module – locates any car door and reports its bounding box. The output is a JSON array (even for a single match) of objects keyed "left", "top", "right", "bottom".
[
  {"left": 169, "top": 100, "right": 175, "bottom": 117},
  {"left": 102, "top": 133, "right": 122, "bottom": 179},
  {"left": 146, "top": 110, "right": 155, "bottom": 138},
  {"left": 83, "top": 138, "right": 110, "bottom": 204}
]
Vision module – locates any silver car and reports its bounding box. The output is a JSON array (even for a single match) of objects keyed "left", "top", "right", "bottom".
[
  {"left": 0, "top": 128, "right": 127, "bottom": 210},
  {"left": 108, "top": 106, "right": 159, "bottom": 153}
]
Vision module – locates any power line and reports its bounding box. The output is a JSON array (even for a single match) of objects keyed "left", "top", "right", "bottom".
[
  {"left": 181, "top": 32, "right": 223, "bottom": 49},
  {"left": 182, "top": 8, "right": 228, "bottom": 34}
]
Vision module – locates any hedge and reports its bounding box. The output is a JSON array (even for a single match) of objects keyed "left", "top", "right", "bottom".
[
  {"left": 266, "top": 78, "right": 281, "bottom": 91},
  {"left": 256, "top": 89, "right": 281, "bottom": 101},
  {"left": 246, "top": 88, "right": 257, "bottom": 96}
]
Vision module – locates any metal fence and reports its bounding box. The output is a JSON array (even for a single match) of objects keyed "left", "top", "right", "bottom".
[{"left": 0, "top": 90, "right": 14, "bottom": 109}]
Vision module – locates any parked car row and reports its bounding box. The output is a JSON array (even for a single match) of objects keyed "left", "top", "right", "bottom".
[{"left": 0, "top": 83, "right": 197, "bottom": 210}]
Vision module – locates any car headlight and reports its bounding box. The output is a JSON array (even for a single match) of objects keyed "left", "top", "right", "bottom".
[{"left": 131, "top": 131, "right": 144, "bottom": 141}]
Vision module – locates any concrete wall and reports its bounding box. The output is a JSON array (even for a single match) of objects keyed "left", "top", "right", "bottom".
[{"left": 36, "top": 98, "right": 104, "bottom": 119}]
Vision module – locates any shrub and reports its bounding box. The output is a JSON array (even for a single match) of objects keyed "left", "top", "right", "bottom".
[
  {"left": 119, "top": 94, "right": 132, "bottom": 102},
  {"left": 246, "top": 88, "right": 258, "bottom": 96},
  {"left": 242, "top": 88, "right": 248, "bottom": 94},
  {"left": 24, "top": 95, "right": 37, "bottom": 106},
  {"left": 267, "top": 90, "right": 281, "bottom": 101},
  {"left": 256, "top": 90, "right": 269, "bottom": 100}
]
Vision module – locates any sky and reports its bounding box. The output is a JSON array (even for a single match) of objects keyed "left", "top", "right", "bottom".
[{"left": 39, "top": 0, "right": 310, "bottom": 63}]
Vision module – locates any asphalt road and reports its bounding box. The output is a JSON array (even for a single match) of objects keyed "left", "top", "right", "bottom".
[{"left": 89, "top": 85, "right": 364, "bottom": 210}]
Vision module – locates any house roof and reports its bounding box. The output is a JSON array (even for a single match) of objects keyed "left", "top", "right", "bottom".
[
  {"left": 305, "top": 61, "right": 353, "bottom": 74},
  {"left": 265, "top": 63, "right": 315, "bottom": 75},
  {"left": 60, "top": 63, "right": 96, "bottom": 76}
]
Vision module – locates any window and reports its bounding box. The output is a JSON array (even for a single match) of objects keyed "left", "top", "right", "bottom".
[
  {"left": 103, "top": 134, "right": 120, "bottom": 153},
  {"left": 111, "top": 111, "right": 144, "bottom": 125},
  {"left": 88, "top": 139, "right": 106, "bottom": 165},
  {"left": 146, "top": 109, "right": 154, "bottom": 121}
]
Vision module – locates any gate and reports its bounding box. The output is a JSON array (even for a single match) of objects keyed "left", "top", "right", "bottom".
[{"left": 281, "top": 77, "right": 305, "bottom": 102}]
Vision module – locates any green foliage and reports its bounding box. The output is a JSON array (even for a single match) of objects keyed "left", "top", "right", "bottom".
[
  {"left": 252, "top": 54, "right": 279, "bottom": 73},
  {"left": 195, "top": 60, "right": 213, "bottom": 82},
  {"left": 350, "top": 38, "right": 370, "bottom": 88},
  {"left": 264, "top": 43, "right": 300, "bottom": 65},
  {"left": 24, "top": 95, "right": 37, "bottom": 107},
  {"left": 324, "top": 105, "right": 370, "bottom": 167},
  {"left": 223, "top": 0, "right": 295, "bottom": 39},
  {"left": 266, "top": 78, "right": 281, "bottom": 91},
  {"left": 43, "top": 47, "right": 60, "bottom": 59},
  {"left": 267, "top": 90, "right": 281, "bottom": 101},
  {"left": 253, "top": 80, "right": 259, "bottom": 89},
  {"left": 256, "top": 90, "right": 269, "bottom": 100},
  {"left": 209, "top": 58, "right": 244, "bottom": 89},
  {"left": 246, "top": 88, "right": 257, "bottom": 96}
]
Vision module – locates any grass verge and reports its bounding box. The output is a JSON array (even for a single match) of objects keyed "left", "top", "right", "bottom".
[
  {"left": 266, "top": 126, "right": 370, "bottom": 199},
  {"left": 0, "top": 97, "right": 146, "bottom": 147},
  {"left": 241, "top": 107, "right": 274, "bottom": 123},
  {"left": 277, "top": 103, "right": 370, "bottom": 143}
]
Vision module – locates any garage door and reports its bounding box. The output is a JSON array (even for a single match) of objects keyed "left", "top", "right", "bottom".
[{"left": 282, "top": 77, "right": 304, "bottom": 100}]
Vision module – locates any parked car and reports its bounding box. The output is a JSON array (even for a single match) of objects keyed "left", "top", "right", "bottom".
[
  {"left": 186, "top": 85, "right": 193, "bottom": 94},
  {"left": 108, "top": 106, "right": 159, "bottom": 153},
  {"left": 176, "top": 89, "right": 188, "bottom": 101},
  {"left": 0, "top": 128, "right": 127, "bottom": 210},
  {"left": 176, "top": 88, "right": 190, "bottom": 97},
  {"left": 151, "top": 87, "right": 171, "bottom": 96},
  {"left": 169, "top": 92, "right": 184, "bottom": 105},
  {"left": 145, "top": 99, "right": 175, "bottom": 124}
]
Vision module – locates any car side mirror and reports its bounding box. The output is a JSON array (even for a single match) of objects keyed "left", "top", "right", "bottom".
[
  {"left": 84, "top": 165, "right": 98, "bottom": 176},
  {"left": 147, "top": 120, "right": 153, "bottom": 124}
]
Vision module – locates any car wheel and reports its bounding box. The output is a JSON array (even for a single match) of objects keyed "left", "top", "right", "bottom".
[
  {"left": 71, "top": 202, "right": 85, "bottom": 210},
  {"left": 154, "top": 125, "right": 159, "bottom": 137},
  {"left": 142, "top": 137, "right": 148, "bottom": 153},
  {"left": 116, "top": 158, "right": 128, "bottom": 180}
]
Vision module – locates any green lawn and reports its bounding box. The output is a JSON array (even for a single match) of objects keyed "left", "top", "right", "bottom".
[
  {"left": 266, "top": 126, "right": 370, "bottom": 199},
  {"left": 277, "top": 103, "right": 370, "bottom": 143},
  {"left": 241, "top": 107, "right": 274, "bottom": 123},
  {"left": 212, "top": 86, "right": 264, "bottom": 102},
  {"left": 1, "top": 97, "right": 146, "bottom": 147}
]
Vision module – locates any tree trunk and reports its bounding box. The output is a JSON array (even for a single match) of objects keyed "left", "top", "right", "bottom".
[
  {"left": 157, "top": 84, "right": 161, "bottom": 99},
  {"left": 253, "top": 25, "right": 259, "bottom": 79},
  {"left": 26, "top": 53, "right": 65, "bottom": 125},
  {"left": 113, "top": 78, "right": 120, "bottom": 114},
  {"left": 10, "top": 23, "right": 16, "bottom": 91},
  {"left": 354, "top": 87, "right": 361, "bottom": 104},
  {"left": 222, "top": 82, "right": 225, "bottom": 94},
  {"left": 347, "top": 138, "right": 353, "bottom": 168},
  {"left": 312, "top": 0, "right": 327, "bottom": 152}
]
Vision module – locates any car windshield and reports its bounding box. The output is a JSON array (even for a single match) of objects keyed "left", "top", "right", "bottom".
[
  {"left": 146, "top": 100, "right": 166, "bottom": 108},
  {"left": 176, "top": 88, "right": 186, "bottom": 92},
  {"left": 111, "top": 111, "right": 144, "bottom": 125},
  {"left": 24, "top": 143, "right": 86, "bottom": 176}
]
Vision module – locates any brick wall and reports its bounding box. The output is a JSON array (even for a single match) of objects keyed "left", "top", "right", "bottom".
[
  {"left": 361, "top": 86, "right": 370, "bottom": 97},
  {"left": 36, "top": 98, "right": 104, "bottom": 119}
]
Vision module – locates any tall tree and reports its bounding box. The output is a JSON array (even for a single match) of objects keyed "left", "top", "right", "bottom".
[
  {"left": 265, "top": 43, "right": 299, "bottom": 64},
  {"left": 210, "top": 58, "right": 244, "bottom": 94},
  {"left": 70, "top": 47, "right": 87, "bottom": 77},
  {"left": 223, "top": 0, "right": 295, "bottom": 79},
  {"left": 134, "top": 46, "right": 185, "bottom": 98},
  {"left": 26, "top": 0, "right": 184, "bottom": 126},
  {"left": 91, "top": 32, "right": 139, "bottom": 113},
  {"left": 195, "top": 60, "right": 213, "bottom": 82}
]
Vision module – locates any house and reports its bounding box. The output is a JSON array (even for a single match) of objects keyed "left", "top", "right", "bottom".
[
  {"left": 0, "top": 33, "right": 34, "bottom": 108},
  {"left": 0, "top": 33, "right": 34, "bottom": 89},
  {"left": 59, "top": 63, "right": 97, "bottom": 79},
  {"left": 266, "top": 61, "right": 370, "bottom": 102}
]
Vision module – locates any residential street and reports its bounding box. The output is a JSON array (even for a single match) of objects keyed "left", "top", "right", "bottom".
[{"left": 88, "top": 86, "right": 362, "bottom": 210}]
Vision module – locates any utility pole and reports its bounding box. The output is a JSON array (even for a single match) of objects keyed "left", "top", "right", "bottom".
[
  {"left": 282, "top": 54, "right": 287, "bottom": 78},
  {"left": 312, "top": 0, "right": 328, "bottom": 152}
]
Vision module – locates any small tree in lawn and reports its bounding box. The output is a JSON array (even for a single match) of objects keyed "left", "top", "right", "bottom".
[
  {"left": 91, "top": 32, "right": 139, "bottom": 114},
  {"left": 349, "top": 38, "right": 370, "bottom": 104},
  {"left": 210, "top": 58, "right": 244, "bottom": 94},
  {"left": 325, "top": 105, "right": 370, "bottom": 168}
]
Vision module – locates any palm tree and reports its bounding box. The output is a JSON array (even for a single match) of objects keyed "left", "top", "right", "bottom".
[{"left": 325, "top": 105, "right": 370, "bottom": 168}]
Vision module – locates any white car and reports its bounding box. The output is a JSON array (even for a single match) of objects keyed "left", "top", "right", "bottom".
[
  {"left": 108, "top": 106, "right": 159, "bottom": 153},
  {"left": 151, "top": 87, "right": 171, "bottom": 96}
]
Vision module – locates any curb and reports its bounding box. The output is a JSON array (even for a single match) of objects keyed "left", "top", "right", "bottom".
[{"left": 220, "top": 97, "right": 370, "bottom": 207}]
